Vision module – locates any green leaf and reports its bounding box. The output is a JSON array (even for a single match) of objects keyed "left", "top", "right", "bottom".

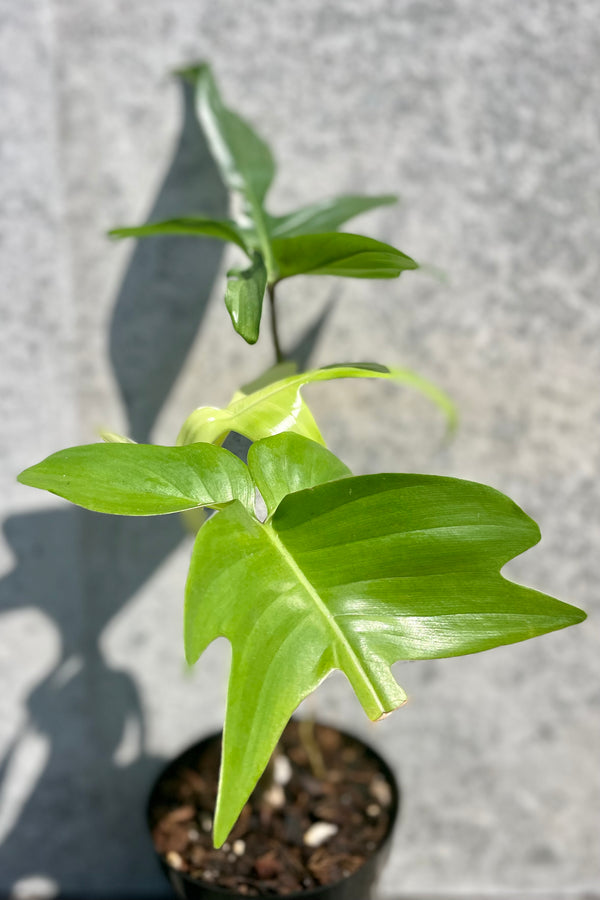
[
  {"left": 177, "top": 362, "right": 456, "bottom": 447},
  {"left": 185, "top": 441, "right": 585, "bottom": 844},
  {"left": 267, "top": 194, "right": 398, "bottom": 239},
  {"left": 108, "top": 217, "right": 250, "bottom": 253},
  {"left": 193, "top": 64, "right": 275, "bottom": 206},
  {"left": 17, "top": 442, "right": 255, "bottom": 516},
  {"left": 224, "top": 253, "right": 268, "bottom": 344},
  {"left": 248, "top": 433, "right": 352, "bottom": 515},
  {"left": 271, "top": 233, "right": 418, "bottom": 280},
  {"left": 191, "top": 63, "right": 277, "bottom": 282}
]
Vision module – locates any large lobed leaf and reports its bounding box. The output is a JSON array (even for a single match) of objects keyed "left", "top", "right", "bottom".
[
  {"left": 17, "top": 442, "right": 255, "bottom": 515},
  {"left": 177, "top": 362, "right": 456, "bottom": 447},
  {"left": 184, "top": 434, "right": 586, "bottom": 845}
]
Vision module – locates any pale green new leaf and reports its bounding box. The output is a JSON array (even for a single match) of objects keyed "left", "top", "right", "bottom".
[
  {"left": 108, "top": 217, "right": 250, "bottom": 253},
  {"left": 248, "top": 433, "right": 352, "bottom": 515},
  {"left": 185, "top": 435, "right": 585, "bottom": 845},
  {"left": 272, "top": 233, "right": 418, "bottom": 280},
  {"left": 100, "top": 430, "right": 136, "bottom": 444},
  {"left": 177, "top": 362, "right": 455, "bottom": 447},
  {"left": 224, "top": 253, "right": 268, "bottom": 344},
  {"left": 267, "top": 194, "right": 398, "bottom": 239},
  {"left": 17, "top": 442, "right": 255, "bottom": 515}
]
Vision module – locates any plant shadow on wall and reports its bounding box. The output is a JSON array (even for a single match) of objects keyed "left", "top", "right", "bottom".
[{"left": 0, "top": 78, "right": 312, "bottom": 892}]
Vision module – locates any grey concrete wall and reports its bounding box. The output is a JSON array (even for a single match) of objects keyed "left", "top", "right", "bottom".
[{"left": 1, "top": 1, "right": 598, "bottom": 897}]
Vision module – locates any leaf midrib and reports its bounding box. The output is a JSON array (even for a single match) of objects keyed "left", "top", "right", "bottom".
[{"left": 262, "top": 521, "right": 388, "bottom": 717}]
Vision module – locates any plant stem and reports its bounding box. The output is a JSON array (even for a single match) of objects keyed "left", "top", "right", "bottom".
[
  {"left": 298, "top": 718, "right": 326, "bottom": 780},
  {"left": 268, "top": 283, "right": 284, "bottom": 364}
]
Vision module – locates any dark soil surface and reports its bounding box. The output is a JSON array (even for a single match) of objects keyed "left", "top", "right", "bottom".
[{"left": 149, "top": 720, "right": 395, "bottom": 896}]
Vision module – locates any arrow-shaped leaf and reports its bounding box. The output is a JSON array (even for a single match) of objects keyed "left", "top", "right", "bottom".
[
  {"left": 272, "top": 233, "right": 418, "bottom": 280},
  {"left": 184, "top": 434, "right": 586, "bottom": 845},
  {"left": 177, "top": 362, "right": 455, "bottom": 447},
  {"left": 108, "top": 216, "right": 250, "bottom": 253},
  {"left": 17, "top": 442, "right": 255, "bottom": 515},
  {"left": 267, "top": 193, "right": 398, "bottom": 239},
  {"left": 224, "top": 253, "right": 267, "bottom": 344}
]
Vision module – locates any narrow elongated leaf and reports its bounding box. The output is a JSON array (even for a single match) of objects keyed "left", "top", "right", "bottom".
[
  {"left": 108, "top": 216, "right": 249, "bottom": 253},
  {"left": 267, "top": 194, "right": 398, "bottom": 239},
  {"left": 248, "top": 433, "right": 352, "bottom": 515},
  {"left": 17, "top": 442, "right": 255, "bottom": 515},
  {"left": 191, "top": 63, "right": 277, "bottom": 279},
  {"left": 177, "top": 362, "right": 456, "bottom": 447},
  {"left": 272, "top": 233, "right": 418, "bottom": 280},
  {"left": 224, "top": 253, "right": 267, "bottom": 344},
  {"left": 185, "top": 442, "right": 585, "bottom": 844},
  {"left": 192, "top": 64, "right": 275, "bottom": 207}
]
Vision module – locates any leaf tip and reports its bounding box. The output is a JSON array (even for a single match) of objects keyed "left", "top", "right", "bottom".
[{"left": 172, "top": 61, "right": 209, "bottom": 85}]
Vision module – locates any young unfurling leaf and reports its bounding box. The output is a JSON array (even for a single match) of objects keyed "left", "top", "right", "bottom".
[{"left": 177, "top": 362, "right": 455, "bottom": 447}]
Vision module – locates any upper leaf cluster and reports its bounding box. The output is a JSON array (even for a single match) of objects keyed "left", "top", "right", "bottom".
[{"left": 109, "top": 63, "right": 417, "bottom": 345}]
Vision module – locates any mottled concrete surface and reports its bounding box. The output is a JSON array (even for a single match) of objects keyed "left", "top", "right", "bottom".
[{"left": 1, "top": 1, "right": 599, "bottom": 897}]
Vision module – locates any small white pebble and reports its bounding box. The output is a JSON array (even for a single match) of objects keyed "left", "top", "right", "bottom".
[
  {"left": 201, "top": 814, "right": 212, "bottom": 832},
  {"left": 303, "top": 821, "right": 339, "bottom": 847},
  {"left": 166, "top": 851, "right": 184, "bottom": 870},
  {"left": 233, "top": 839, "right": 246, "bottom": 856},
  {"left": 273, "top": 754, "right": 293, "bottom": 785},
  {"left": 369, "top": 775, "right": 392, "bottom": 807},
  {"left": 366, "top": 803, "right": 381, "bottom": 818},
  {"left": 188, "top": 828, "right": 200, "bottom": 841},
  {"left": 263, "top": 783, "right": 285, "bottom": 808},
  {"left": 221, "top": 842, "right": 231, "bottom": 852}
]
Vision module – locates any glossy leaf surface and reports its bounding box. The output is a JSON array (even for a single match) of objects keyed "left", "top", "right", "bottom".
[
  {"left": 272, "top": 233, "right": 418, "bottom": 280},
  {"left": 248, "top": 433, "right": 352, "bottom": 515},
  {"left": 193, "top": 64, "right": 275, "bottom": 206},
  {"left": 267, "top": 194, "right": 398, "bottom": 239},
  {"left": 177, "top": 362, "right": 455, "bottom": 447},
  {"left": 224, "top": 253, "right": 267, "bottom": 344},
  {"left": 191, "top": 63, "right": 276, "bottom": 283},
  {"left": 18, "top": 442, "right": 254, "bottom": 515},
  {"left": 185, "top": 436, "right": 585, "bottom": 845},
  {"left": 108, "top": 217, "right": 249, "bottom": 253}
]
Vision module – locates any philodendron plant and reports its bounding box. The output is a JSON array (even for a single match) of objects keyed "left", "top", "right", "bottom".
[{"left": 18, "top": 64, "right": 585, "bottom": 850}]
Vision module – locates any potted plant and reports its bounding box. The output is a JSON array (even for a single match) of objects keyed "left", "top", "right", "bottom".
[{"left": 17, "top": 64, "right": 585, "bottom": 899}]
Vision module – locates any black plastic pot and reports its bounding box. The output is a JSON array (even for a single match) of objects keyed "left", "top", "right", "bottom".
[{"left": 148, "top": 725, "right": 399, "bottom": 900}]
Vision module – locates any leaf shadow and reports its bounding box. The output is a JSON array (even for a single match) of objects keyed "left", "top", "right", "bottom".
[
  {"left": 109, "top": 77, "right": 228, "bottom": 443},
  {"left": 0, "top": 75, "right": 226, "bottom": 893}
]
